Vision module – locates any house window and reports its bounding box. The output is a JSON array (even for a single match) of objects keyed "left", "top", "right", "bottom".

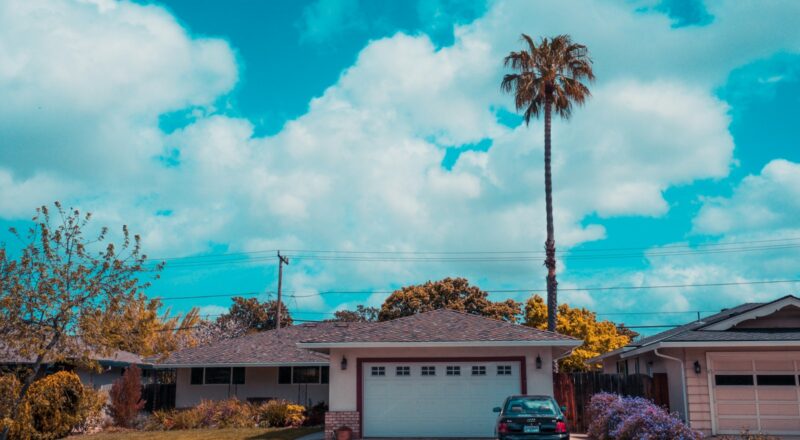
[
  {"left": 190, "top": 368, "right": 204, "bottom": 385},
  {"left": 471, "top": 366, "right": 486, "bottom": 376},
  {"left": 421, "top": 366, "right": 436, "bottom": 376},
  {"left": 205, "top": 367, "right": 232, "bottom": 384},
  {"left": 756, "top": 375, "right": 796, "bottom": 386},
  {"left": 278, "top": 367, "right": 292, "bottom": 384},
  {"left": 321, "top": 366, "right": 329, "bottom": 384},
  {"left": 446, "top": 366, "right": 460, "bottom": 376},
  {"left": 715, "top": 375, "right": 754, "bottom": 386},
  {"left": 396, "top": 366, "right": 410, "bottom": 376},
  {"left": 371, "top": 366, "right": 386, "bottom": 376},
  {"left": 294, "top": 366, "right": 321, "bottom": 383},
  {"left": 497, "top": 365, "right": 512, "bottom": 376},
  {"left": 232, "top": 367, "right": 246, "bottom": 385}
]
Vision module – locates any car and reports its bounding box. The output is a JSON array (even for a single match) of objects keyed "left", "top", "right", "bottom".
[{"left": 493, "top": 395, "right": 569, "bottom": 440}]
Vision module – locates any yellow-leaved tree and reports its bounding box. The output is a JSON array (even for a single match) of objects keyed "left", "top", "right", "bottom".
[{"left": 524, "top": 295, "right": 634, "bottom": 371}]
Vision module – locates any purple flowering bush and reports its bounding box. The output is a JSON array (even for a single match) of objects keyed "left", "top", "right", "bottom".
[{"left": 587, "top": 393, "right": 702, "bottom": 440}]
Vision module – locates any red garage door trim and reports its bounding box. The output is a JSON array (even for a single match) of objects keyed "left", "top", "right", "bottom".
[{"left": 356, "top": 356, "right": 528, "bottom": 436}]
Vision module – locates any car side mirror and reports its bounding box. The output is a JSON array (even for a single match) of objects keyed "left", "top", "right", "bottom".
[
  {"left": 560, "top": 405, "right": 567, "bottom": 413},
  {"left": 493, "top": 407, "right": 502, "bottom": 413}
]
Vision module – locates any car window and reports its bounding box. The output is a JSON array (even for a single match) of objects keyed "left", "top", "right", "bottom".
[{"left": 504, "top": 398, "right": 558, "bottom": 416}]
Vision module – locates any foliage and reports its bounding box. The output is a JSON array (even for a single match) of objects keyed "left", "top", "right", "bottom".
[
  {"left": 147, "top": 399, "right": 306, "bottom": 431},
  {"left": 67, "top": 426, "right": 321, "bottom": 440},
  {"left": 189, "top": 318, "right": 250, "bottom": 347},
  {"left": 524, "top": 295, "right": 634, "bottom": 371},
  {"left": 587, "top": 393, "right": 701, "bottom": 440},
  {"left": 329, "top": 305, "right": 379, "bottom": 322},
  {"left": 378, "top": 277, "right": 521, "bottom": 322},
  {"left": 0, "top": 371, "right": 104, "bottom": 440},
  {"left": 109, "top": 365, "right": 146, "bottom": 428},
  {"left": 0, "top": 203, "right": 163, "bottom": 440},
  {"left": 302, "top": 402, "right": 327, "bottom": 426},
  {"left": 717, "top": 431, "right": 780, "bottom": 440},
  {"left": 217, "top": 297, "right": 293, "bottom": 333}
]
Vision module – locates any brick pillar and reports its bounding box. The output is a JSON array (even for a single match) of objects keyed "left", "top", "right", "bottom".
[{"left": 324, "top": 411, "right": 361, "bottom": 440}]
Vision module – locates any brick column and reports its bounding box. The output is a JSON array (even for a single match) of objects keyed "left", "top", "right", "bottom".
[{"left": 324, "top": 411, "right": 361, "bottom": 440}]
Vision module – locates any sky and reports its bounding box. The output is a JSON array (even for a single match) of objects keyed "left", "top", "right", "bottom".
[{"left": 1, "top": 0, "right": 799, "bottom": 333}]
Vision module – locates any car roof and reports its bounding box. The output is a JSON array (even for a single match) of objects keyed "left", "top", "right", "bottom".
[{"left": 506, "top": 395, "right": 554, "bottom": 399}]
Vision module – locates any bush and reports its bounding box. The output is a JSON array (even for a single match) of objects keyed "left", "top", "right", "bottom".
[
  {"left": 196, "top": 399, "right": 254, "bottom": 429},
  {"left": 256, "top": 400, "right": 306, "bottom": 428},
  {"left": 109, "top": 365, "right": 146, "bottom": 428},
  {"left": 304, "top": 401, "right": 327, "bottom": 426},
  {"left": 587, "top": 393, "right": 702, "bottom": 440},
  {"left": 146, "top": 399, "right": 290, "bottom": 431}
]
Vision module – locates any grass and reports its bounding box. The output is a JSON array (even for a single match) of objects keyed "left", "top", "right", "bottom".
[{"left": 70, "top": 426, "right": 321, "bottom": 440}]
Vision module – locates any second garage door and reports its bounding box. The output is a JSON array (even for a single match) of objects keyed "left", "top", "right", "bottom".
[
  {"left": 710, "top": 352, "right": 800, "bottom": 435},
  {"left": 362, "top": 361, "right": 521, "bottom": 437}
]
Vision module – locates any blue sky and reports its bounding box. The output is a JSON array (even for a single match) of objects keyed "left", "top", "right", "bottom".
[{"left": 1, "top": 0, "right": 799, "bottom": 332}]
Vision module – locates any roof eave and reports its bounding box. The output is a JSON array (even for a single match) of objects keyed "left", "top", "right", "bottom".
[
  {"left": 620, "top": 340, "right": 800, "bottom": 359},
  {"left": 153, "top": 360, "right": 330, "bottom": 369}
]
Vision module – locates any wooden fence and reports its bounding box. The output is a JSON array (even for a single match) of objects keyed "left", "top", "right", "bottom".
[{"left": 553, "top": 372, "right": 669, "bottom": 432}]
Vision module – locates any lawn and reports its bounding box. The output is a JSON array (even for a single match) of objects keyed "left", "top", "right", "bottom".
[{"left": 70, "top": 426, "right": 321, "bottom": 440}]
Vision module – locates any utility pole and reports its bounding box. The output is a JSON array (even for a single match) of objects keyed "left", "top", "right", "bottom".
[{"left": 276, "top": 251, "right": 290, "bottom": 330}]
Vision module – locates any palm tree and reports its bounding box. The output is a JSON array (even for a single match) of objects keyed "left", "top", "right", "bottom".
[{"left": 501, "top": 34, "right": 594, "bottom": 332}]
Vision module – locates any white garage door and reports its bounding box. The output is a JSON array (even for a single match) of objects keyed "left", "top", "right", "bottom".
[
  {"left": 363, "top": 361, "right": 521, "bottom": 438},
  {"left": 710, "top": 352, "right": 800, "bottom": 435}
]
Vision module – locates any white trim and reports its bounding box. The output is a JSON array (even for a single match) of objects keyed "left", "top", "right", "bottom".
[
  {"left": 621, "top": 340, "right": 800, "bottom": 359},
  {"left": 155, "top": 361, "right": 328, "bottom": 368},
  {"left": 296, "top": 340, "right": 582, "bottom": 349},
  {"left": 703, "top": 296, "right": 800, "bottom": 331},
  {"left": 706, "top": 351, "right": 717, "bottom": 435}
]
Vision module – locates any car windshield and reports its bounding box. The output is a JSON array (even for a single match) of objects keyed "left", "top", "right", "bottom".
[{"left": 504, "top": 397, "right": 558, "bottom": 416}]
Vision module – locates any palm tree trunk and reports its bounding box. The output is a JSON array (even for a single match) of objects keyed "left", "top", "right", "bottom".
[{"left": 543, "top": 94, "right": 558, "bottom": 332}]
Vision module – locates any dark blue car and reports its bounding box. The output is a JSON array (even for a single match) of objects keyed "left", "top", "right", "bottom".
[{"left": 494, "top": 395, "right": 569, "bottom": 440}]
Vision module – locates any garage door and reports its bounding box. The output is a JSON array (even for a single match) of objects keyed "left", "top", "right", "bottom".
[
  {"left": 362, "top": 361, "right": 521, "bottom": 437},
  {"left": 710, "top": 352, "right": 800, "bottom": 435}
]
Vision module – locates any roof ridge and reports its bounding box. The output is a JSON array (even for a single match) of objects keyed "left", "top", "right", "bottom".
[{"left": 430, "top": 308, "right": 575, "bottom": 338}]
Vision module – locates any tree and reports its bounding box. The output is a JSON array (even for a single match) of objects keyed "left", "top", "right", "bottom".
[
  {"left": 329, "top": 305, "right": 379, "bottom": 322},
  {"left": 378, "top": 277, "right": 521, "bottom": 322},
  {"left": 189, "top": 317, "right": 249, "bottom": 347},
  {"left": 501, "top": 34, "right": 595, "bottom": 331},
  {"left": 0, "top": 203, "right": 160, "bottom": 440},
  {"left": 217, "top": 296, "right": 292, "bottom": 333},
  {"left": 109, "top": 365, "right": 146, "bottom": 428},
  {"left": 524, "top": 295, "right": 634, "bottom": 371}
]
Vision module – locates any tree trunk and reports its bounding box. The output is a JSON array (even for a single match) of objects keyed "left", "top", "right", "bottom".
[{"left": 543, "top": 93, "right": 558, "bottom": 332}]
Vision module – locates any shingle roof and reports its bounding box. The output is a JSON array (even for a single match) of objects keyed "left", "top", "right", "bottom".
[
  {"left": 298, "top": 309, "right": 578, "bottom": 344},
  {"left": 0, "top": 341, "right": 143, "bottom": 366},
  {"left": 155, "top": 322, "right": 357, "bottom": 366},
  {"left": 666, "top": 330, "right": 800, "bottom": 342}
]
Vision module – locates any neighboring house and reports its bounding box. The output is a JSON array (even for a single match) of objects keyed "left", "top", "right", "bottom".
[
  {"left": 591, "top": 294, "right": 800, "bottom": 437},
  {"left": 297, "top": 308, "right": 580, "bottom": 439},
  {"left": 156, "top": 323, "right": 346, "bottom": 408},
  {"left": 0, "top": 344, "right": 145, "bottom": 392}
]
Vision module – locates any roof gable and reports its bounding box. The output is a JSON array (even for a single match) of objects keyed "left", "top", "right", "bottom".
[{"left": 703, "top": 295, "right": 800, "bottom": 331}]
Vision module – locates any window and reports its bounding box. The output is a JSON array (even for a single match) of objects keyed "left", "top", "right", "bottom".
[
  {"left": 715, "top": 374, "right": 754, "bottom": 386},
  {"left": 190, "top": 368, "right": 204, "bottom": 385},
  {"left": 278, "top": 367, "right": 292, "bottom": 384},
  {"left": 232, "top": 367, "right": 246, "bottom": 385},
  {"left": 396, "top": 366, "right": 410, "bottom": 376},
  {"left": 205, "top": 367, "right": 231, "bottom": 384},
  {"left": 421, "top": 366, "right": 436, "bottom": 376},
  {"left": 446, "top": 366, "right": 460, "bottom": 376},
  {"left": 757, "top": 375, "right": 796, "bottom": 386},
  {"left": 321, "top": 366, "right": 329, "bottom": 384},
  {"left": 504, "top": 397, "right": 558, "bottom": 416},
  {"left": 497, "top": 365, "right": 512, "bottom": 376},
  {"left": 371, "top": 366, "right": 386, "bottom": 376},
  {"left": 294, "top": 366, "right": 321, "bottom": 383},
  {"left": 471, "top": 366, "right": 486, "bottom": 376}
]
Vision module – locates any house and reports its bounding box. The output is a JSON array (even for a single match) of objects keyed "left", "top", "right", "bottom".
[
  {"left": 158, "top": 308, "right": 580, "bottom": 439},
  {"left": 591, "top": 294, "right": 800, "bottom": 437},
  {"left": 297, "top": 309, "right": 579, "bottom": 439},
  {"left": 0, "top": 344, "right": 145, "bottom": 392}
]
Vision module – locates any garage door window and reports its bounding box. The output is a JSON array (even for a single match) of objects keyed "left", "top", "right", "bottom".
[
  {"left": 756, "top": 374, "right": 796, "bottom": 386},
  {"left": 421, "top": 366, "right": 436, "bottom": 376},
  {"left": 446, "top": 366, "right": 461, "bottom": 376},
  {"left": 471, "top": 366, "right": 486, "bottom": 376},
  {"left": 371, "top": 366, "right": 386, "bottom": 376},
  {"left": 715, "top": 374, "right": 754, "bottom": 386},
  {"left": 498, "top": 365, "right": 512, "bottom": 375},
  {"left": 396, "top": 366, "right": 410, "bottom": 376}
]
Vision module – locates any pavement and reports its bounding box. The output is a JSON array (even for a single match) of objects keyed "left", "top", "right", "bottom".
[{"left": 296, "top": 432, "right": 325, "bottom": 440}]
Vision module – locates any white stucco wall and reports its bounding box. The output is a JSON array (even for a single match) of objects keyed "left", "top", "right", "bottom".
[
  {"left": 175, "top": 367, "right": 328, "bottom": 408},
  {"left": 327, "top": 346, "right": 558, "bottom": 411},
  {"left": 77, "top": 366, "right": 125, "bottom": 392}
]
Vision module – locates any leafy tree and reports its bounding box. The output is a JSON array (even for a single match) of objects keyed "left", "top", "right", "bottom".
[
  {"left": 524, "top": 295, "right": 634, "bottom": 371},
  {"left": 0, "top": 203, "right": 160, "bottom": 440},
  {"left": 501, "top": 34, "right": 595, "bottom": 331},
  {"left": 189, "top": 317, "right": 250, "bottom": 347},
  {"left": 329, "top": 305, "right": 379, "bottom": 322},
  {"left": 109, "top": 365, "right": 145, "bottom": 428},
  {"left": 217, "top": 296, "right": 292, "bottom": 333},
  {"left": 379, "top": 277, "right": 521, "bottom": 322}
]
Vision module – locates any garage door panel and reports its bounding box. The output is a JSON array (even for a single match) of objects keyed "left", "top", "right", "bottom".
[
  {"left": 363, "top": 361, "right": 520, "bottom": 438},
  {"left": 754, "top": 360, "right": 794, "bottom": 371},
  {"left": 717, "top": 418, "right": 759, "bottom": 431},
  {"left": 715, "top": 387, "right": 755, "bottom": 400},
  {"left": 716, "top": 403, "right": 757, "bottom": 416},
  {"left": 759, "top": 403, "right": 800, "bottom": 416},
  {"left": 760, "top": 418, "right": 800, "bottom": 431},
  {"left": 756, "top": 387, "right": 797, "bottom": 400}
]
